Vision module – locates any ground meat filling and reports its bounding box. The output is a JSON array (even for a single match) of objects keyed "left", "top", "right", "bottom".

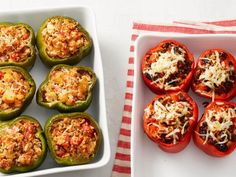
[
  {"left": 144, "top": 93, "right": 193, "bottom": 144},
  {"left": 198, "top": 103, "right": 236, "bottom": 152},
  {"left": 0, "top": 25, "right": 32, "bottom": 62},
  {"left": 0, "top": 69, "right": 32, "bottom": 111},
  {"left": 41, "top": 17, "right": 89, "bottom": 59},
  {"left": 143, "top": 42, "right": 192, "bottom": 89},
  {"left": 194, "top": 50, "right": 235, "bottom": 95},
  {"left": 0, "top": 120, "right": 42, "bottom": 170},
  {"left": 42, "top": 67, "right": 92, "bottom": 106},
  {"left": 50, "top": 117, "right": 98, "bottom": 160}
]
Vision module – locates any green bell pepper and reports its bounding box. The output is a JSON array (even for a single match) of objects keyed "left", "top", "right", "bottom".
[
  {"left": 0, "top": 115, "right": 47, "bottom": 173},
  {"left": 36, "top": 16, "right": 92, "bottom": 67},
  {"left": 45, "top": 112, "right": 101, "bottom": 165},
  {"left": 37, "top": 64, "right": 96, "bottom": 112},
  {"left": 0, "top": 66, "right": 36, "bottom": 120},
  {"left": 0, "top": 22, "right": 36, "bottom": 70}
]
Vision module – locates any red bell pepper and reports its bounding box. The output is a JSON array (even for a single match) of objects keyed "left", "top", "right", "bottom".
[
  {"left": 141, "top": 40, "right": 194, "bottom": 94},
  {"left": 191, "top": 49, "right": 236, "bottom": 101},
  {"left": 143, "top": 91, "right": 198, "bottom": 153},
  {"left": 193, "top": 101, "right": 236, "bottom": 157}
]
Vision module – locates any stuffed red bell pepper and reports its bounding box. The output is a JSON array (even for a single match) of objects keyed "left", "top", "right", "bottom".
[
  {"left": 192, "top": 49, "right": 236, "bottom": 101},
  {"left": 141, "top": 40, "right": 194, "bottom": 94},
  {"left": 143, "top": 91, "right": 198, "bottom": 153},
  {"left": 193, "top": 101, "right": 236, "bottom": 157}
]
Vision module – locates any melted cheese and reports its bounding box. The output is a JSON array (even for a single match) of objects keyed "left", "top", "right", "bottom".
[
  {"left": 0, "top": 69, "right": 31, "bottom": 111},
  {"left": 44, "top": 67, "right": 92, "bottom": 106},
  {"left": 42, "top": 17, "right": 89, "bottom": 59},
  {"left": 145, "top": 99, "right": 193, "bottom": 144},
  {"left": 0, "top": 26, "right": 31, "bottom": 62},
  {"left": 198, "top": 51, "right": 234, "bottom": 89},
  {"left": 144, "top": 46, "right": 186, "bottom": 89},
  {"left": 199, "top": 102, "right": 236, "bottom": 145}
]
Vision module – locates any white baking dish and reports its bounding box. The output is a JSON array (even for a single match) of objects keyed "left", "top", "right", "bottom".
[
  {"left": 0, "top": 6, "right": 110, "bottom": 177},
  {"left": 131, "top": 33, "right": 236, "bottom": 177}
]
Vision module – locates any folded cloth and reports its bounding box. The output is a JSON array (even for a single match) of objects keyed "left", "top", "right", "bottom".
[{"left": 111, "top": 20, "right": 236, "bottom": 177}]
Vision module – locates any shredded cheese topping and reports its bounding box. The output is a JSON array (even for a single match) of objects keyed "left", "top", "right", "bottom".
[
  {"left": 0, "top": 25, "right": 31, "bottom": 62},
  {"left": 42, "top": 17, "right": 89, "bottom": 59},
  {"left": 144, "top": 93, "right": 193, "bottom": 144},
  {"left": 0, "top": 120, "right": 42, "bottom": 170},
  {"left": 0, "top": 69, "right": 31, "bottom": 111},
  {"left": 198, "top": 102, "right": 236, "bottom": 146},
  {"left": 43, "top": 67, "right": 92, "bottom": 106},
  {"left": 143, "top": 43, "right": 191, "bottom": 90},
  {"left": 50, "top": 117, "right": 98, "bottom": 159},
  {"left": 198, "top": 51, "right": 234, "bottom": 90}
]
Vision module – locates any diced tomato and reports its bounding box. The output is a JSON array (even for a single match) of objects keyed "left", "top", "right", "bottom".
[
  {"left": 57, "top": 147, "right": 66, "bottom": 157},
  {"left": 27, "top": 125, "right": 36, "bottom": 134},
  {"left": 11, "top": 53, "right": 19, "bottom": 61},
  {"left": 62, "top": 135, "right": 70, "bottom": 149},
  {"left": 22, "top": 33, "right": 30, "bottom": 40},
  {"left": 70, "top": 137, "right": 83, "bottom": 146},
  {"left": 0, "top": 71, "right": 3, "bottom": 80}
]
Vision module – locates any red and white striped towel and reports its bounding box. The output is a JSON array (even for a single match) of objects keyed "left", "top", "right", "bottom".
[{"left": 111, "top": 20, "right": 236, "bottom": 177}]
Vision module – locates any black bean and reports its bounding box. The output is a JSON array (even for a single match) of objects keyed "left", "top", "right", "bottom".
[
  {"left": 228, "top": 125, "right": 234, "bottom": 133},
  {"left": 211, "top": 116, "right": 216, "bottom": 122},
  {"left": 174, "top": 47, "right": 182, "bottom": 54},
  {"left": 185, "top": 123, "right": 190, "bottom": 129},
  {"left": 161, "top": 134, "right": 172, "bottom": 144},
  {"left": 168, "top": 80, "right": 179, "bottom": 86},
  {"left": 213, "top": 83, "right": 218, "bottom": 88},
  {"left": 145, "top": 73, "right": 152, "bottom": 80},
  {"left": 179, "top": 116, "right": 185, "bottom": 123},
  {"left": 202, "top": 59, "right": 209, "bottom": 65},
  {"left": 224, "top": 81, "right": 233, "bottom": 91},
  {"left": 202, "top": 122, "right": 208, "bottom": 128},
  {"left": 183, "top": 60, "right": 192, "bottom": 73},
  {"left": 205, "top": 86, "right": 211, "bottom": 92},
  {"left": 199, "top": 127, "right": 207, "bottom": 135},
  {"left": 219, "top": 118, "right": 223, "bottom": 124},
  {"left": 202, "top": 102, "right": 209, "bottom": 108},
  {"left": 219, "top": 52, "right": 227, "bottom": 60},
  {"left": 164, "top": 138, "right": 173, "bottom": 144},
  {"left": 231, "top": 134, "right": 236, "bottom": 141},
  {"left": 215, "top": 143, "right": 228, "bottom": 152},
  {"left": 177, "top": 61, "right": 184, "bottom": 69},
  {"left": 153, "top": 75, "right": 159, "bottom": 81},
  {"left": 162, "top": 43, "right": 171, "bottom": 49},
  {"left": 161, "top": 122, "right": 168, "bottom": 127}
]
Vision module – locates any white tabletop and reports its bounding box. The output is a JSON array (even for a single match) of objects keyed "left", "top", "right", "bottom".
[{"left": 1, "top": 0, "right": 236, "bottom": 176}]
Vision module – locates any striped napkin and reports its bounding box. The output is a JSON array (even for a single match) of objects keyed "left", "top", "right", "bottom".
[{"left": 111, "top": 20, "right": 236, "bottom": 177}]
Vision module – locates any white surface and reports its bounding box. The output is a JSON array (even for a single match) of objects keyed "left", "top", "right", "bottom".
[
  {"left": 0, "top": 6, "right": 110, "bottom": 177},
  {"left": 1, "top": 0, "right": 236, "bottom": 177},
  {"left": 132, "top": 34, "right": 236, "bottom": 177}
]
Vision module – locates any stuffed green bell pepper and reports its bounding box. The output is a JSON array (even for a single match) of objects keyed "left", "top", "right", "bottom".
[
  {"left": 45, "top": 112, "right": 101, "bottom": 165},
  {"left": 0, "top": 22, "right": 36, "bottom": 70},
  {"left": 0, "top": 66, "right": 36, "bottom": 120},
  {"left": 36, "top": 16, "right": 92, "bottom": 67},
  {"left": 0, "top": 115, "right": 47, "bottom": 173},
  {"left": 37, "top": 64, "right": 96, "bottom": 112}
]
